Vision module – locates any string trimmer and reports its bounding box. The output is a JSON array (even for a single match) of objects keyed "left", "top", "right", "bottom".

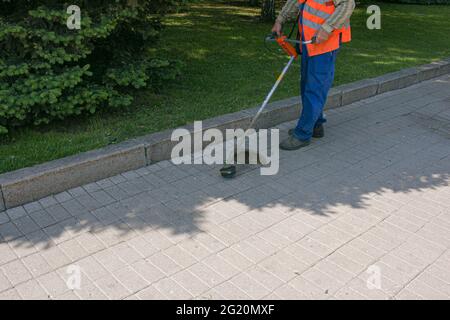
[{"left": 219, "top": 33, "right": 316, "bottom": 179}]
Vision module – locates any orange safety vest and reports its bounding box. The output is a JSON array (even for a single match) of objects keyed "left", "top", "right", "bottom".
[{"left": 298, "top": 0, "right": 351, "bottom": 56}]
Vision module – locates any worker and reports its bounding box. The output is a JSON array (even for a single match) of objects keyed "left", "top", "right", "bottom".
[{"left": 272, "top": 0, "right": 355, "bottom": 150}]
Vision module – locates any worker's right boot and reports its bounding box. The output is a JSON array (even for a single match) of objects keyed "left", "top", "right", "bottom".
[{"left": 288, "top": 124, "right": 324, "bottom": 138}]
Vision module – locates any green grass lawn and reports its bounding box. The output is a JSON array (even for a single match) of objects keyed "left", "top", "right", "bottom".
[{"left": 1, "top": 1, "right": 450, "bottom": 174}]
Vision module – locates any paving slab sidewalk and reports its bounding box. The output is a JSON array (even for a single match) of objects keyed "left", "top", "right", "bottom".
[{"left": 0, "top": 75, "right": 449, "bottom": 300}]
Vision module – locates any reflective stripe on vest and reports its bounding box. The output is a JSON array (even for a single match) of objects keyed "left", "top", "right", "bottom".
[
  {"left": 303, "top": 3, "right": 331, "bottom": 20},
  {"left": 302, "top": 18, "right": 322, "bottom": 30},
  {"left": 300, "top": 0, "right": 330, "bottom": 4}
]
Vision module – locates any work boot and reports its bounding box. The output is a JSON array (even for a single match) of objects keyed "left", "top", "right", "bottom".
[
  {"left": 279, "top": 136, "right": 310, "bottom": 151},
  {"left": 288, "top": 124, "right": 324, "bottom": 138}
]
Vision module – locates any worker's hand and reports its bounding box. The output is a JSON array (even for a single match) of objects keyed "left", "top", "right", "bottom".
[
  {"left": 271, "top": 21, "right": 282, "bottom": 37},
  {"left": 314, "top": 27, "right": 330, "bottom": 44}
]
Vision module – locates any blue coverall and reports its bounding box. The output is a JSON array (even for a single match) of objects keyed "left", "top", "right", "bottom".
[{"left": 293, "top": 3, "right": 338, "bottom": 142}]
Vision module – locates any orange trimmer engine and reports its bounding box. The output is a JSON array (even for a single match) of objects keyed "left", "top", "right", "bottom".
[{"left": 275, "top": 35, "right": 298, "bottom": 59}]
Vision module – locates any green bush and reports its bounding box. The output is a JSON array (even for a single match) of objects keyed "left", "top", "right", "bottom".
[{"left": 0, "top": 0, "right": 182, "bottom": 135}]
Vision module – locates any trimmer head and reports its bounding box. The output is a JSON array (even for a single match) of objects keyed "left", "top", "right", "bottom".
[
  {"left": 220, "top": 149, "right": 266, "bottom": 179},
  {"left": 220, "top": 164, "right": 236, "bottom": 179}
]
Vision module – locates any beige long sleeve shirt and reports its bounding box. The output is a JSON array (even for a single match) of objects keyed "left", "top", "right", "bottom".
[{"left": 275, "top": 0, "right": 355, "bottom": 33}]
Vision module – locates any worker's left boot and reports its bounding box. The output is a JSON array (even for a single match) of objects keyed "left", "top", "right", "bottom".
[
  {"left": 279, "top": 136, "right": 310, "bottom": 151},
  {"left": 288, "top": 124, "right": 324, "bottom": 138}
]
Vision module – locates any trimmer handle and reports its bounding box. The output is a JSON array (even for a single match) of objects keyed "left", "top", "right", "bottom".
[
  {"left": 266, "top": 33, "right": 317, "bottom": 45},
  {"left": 304, "top": 36, "right": 317, "bottom": 44}
]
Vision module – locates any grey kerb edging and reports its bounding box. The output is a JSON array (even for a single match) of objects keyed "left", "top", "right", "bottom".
[{"left": 1, "top": 58, "right": 450, "bottom": 211}]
